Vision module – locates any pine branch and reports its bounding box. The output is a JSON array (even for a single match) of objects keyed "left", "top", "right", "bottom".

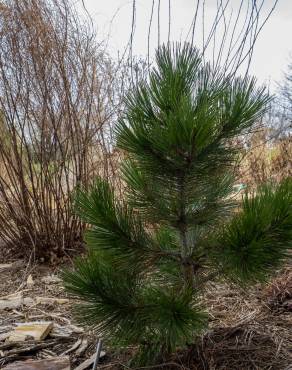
[
  {"left": 211, "top": 178, "right": 292, "bottom": 284},
  {"left": 63, "top": 256, "right": 207, "bottom": 351},
  {"left": 74, "top": 178, "right": 182, "bottom": 269}
]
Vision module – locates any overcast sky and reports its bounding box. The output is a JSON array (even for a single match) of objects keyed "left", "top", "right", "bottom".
[{"left": 82, "top": 0, "right": 292, "bottom": 89}]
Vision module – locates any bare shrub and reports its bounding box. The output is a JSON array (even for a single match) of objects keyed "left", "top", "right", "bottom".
[{"left": 0, "top": 0, "right": 123, "bottom": 261}]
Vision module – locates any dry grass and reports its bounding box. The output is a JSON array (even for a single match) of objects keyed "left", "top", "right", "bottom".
[
  {"left": 262, "top": 268, "right": 292, "bottom": 313},
  {"left": 238, "top": 129, "right": 291, "bottom": 186},
  {"left": 192, "top": 272, "right": 292, "bottom": 370}
]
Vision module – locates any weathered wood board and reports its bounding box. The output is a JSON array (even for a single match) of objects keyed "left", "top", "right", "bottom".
[{"left": 8, "top": 322, "right": 53, "bottom": 342}]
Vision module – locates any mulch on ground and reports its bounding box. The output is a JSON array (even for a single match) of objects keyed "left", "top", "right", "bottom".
[
  {"left": 0, "top": 259, "right": 291, "bottom": 370},
  {"left": 0, "top": 259, "right": 102, "bottom": 369}
]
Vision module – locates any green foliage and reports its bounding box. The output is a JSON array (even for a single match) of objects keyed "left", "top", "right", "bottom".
[
  {"left": 63, "top": 43, "right": 291, "bottom": 366},
  {"left": 212, "top": 179, "right": 292, "bottom": 284},
  {"left": 73, "top": 179, "right": 154, "bottom": 267},
  {"left": 63, "top": 251, "right": 207, "bottom": 365}
]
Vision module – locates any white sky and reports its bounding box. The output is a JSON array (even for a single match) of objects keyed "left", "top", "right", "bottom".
[{"left": 82, "top": 0, "right": 292, "bottom": 88}]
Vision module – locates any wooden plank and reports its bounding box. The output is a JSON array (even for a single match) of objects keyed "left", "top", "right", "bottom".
[
  {"left": 8, "top": 322, "right": 53, "bottom": 342},
  {"left": 3, "top": 356, "right": 70, "bottom": 370}
]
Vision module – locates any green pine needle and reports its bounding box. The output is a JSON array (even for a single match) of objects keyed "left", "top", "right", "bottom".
[{"left": 212, "top": 178, "right": 292, "bottom": 284}]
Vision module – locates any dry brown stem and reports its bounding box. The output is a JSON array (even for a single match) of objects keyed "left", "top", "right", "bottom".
[{"left": 0, "top": 0, "right": 125, "bottom": 260}]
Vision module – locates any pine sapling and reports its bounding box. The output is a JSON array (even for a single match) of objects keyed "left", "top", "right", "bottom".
[{"left": 63, "top": 43, "right": 292, "bottom": 366}]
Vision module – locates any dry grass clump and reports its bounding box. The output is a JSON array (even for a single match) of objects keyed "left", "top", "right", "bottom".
[
  {"left": 263, "top": 268, "right": 292, "bottom": 313},
  {"left": 238, "top": 129, "right": 291, "bottom": 186},
  {"left": 107, "top": 271, "right": 292, "bottom": 369},
  {"left": 186, "top": 325, "right": 288, "bottom": 370}
]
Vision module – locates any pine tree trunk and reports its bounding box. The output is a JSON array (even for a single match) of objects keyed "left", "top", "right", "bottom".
[{"left": 178, "top": 173, "right": 193, "bottom": 286}]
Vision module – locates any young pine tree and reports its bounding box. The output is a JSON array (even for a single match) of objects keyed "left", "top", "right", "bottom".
[{"left": 63, "top": 43, "right": 292, "bottom": 366}]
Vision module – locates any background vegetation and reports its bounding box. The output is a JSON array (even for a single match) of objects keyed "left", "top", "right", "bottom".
[{"left": 0, "top": 1, "right": 290, "bottom": 369}]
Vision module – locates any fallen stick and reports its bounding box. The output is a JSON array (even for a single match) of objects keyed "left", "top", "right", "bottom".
[
  {"left": 3, "top": 356, "right": 70, "bottom": 370},
  {"left": 75, "top": 338, "right": 88, "bottom": 357},
  {"left": 61, "top": 338, "right": 82, "bottom": 356},
  {"left": 0, "top": 337, "right": 72, "bottom": 351},
  {"left": 74, "top": 351, "right": 106, "bottom": 370},
  {"left": 35, "top": 309, "right": 71, "bottom": 325},
  {"left": 2, "top": 340, "right": 59, "bottom": 356}
]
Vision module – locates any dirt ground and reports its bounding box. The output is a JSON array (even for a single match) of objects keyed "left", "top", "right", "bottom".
[{"left": 0, "top": 258, "right": 291, "bottom": 370}]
